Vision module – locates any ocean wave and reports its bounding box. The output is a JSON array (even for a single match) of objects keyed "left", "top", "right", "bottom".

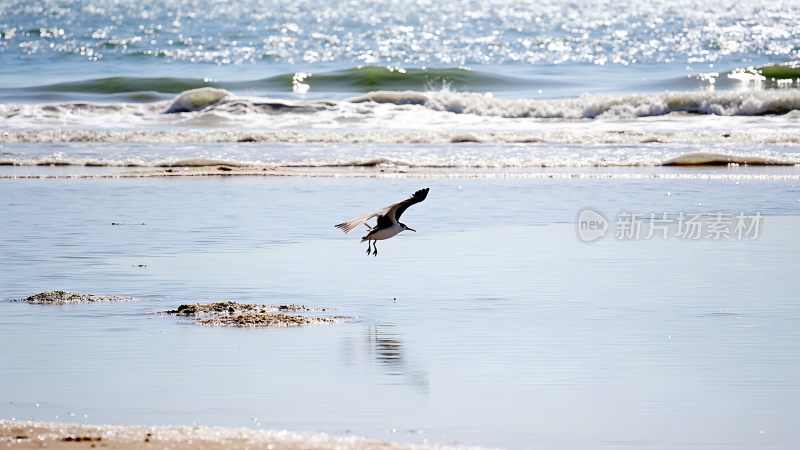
[
  {"left": 6, "top": 64, "right": 797, "bottom": 103},
  {"left": 277, "top": 67, "right": 531, "bottom": 92},
  {"left": 757, "top": 62, "right": 800, "bottom": 80},
  {"left": 686, "top": 62, "right": 800, "bottom": 92},
  {"left": 153, "top": 88, "right": 800, "bottom": 119},
  {"left": 4, "top": 67, "right": 527, "bottom": 96},
  {"left": 710, "top": 62, "right": 800, "bottom": 88},
  {"left": 3, "top": 88, "right": 800, "bottom": 146},
  {"left": 357, "top": 89, "right": 800, "bottom": 118},
  {"left": 34, "top": 76, "right": 221, "bottom": 95}
]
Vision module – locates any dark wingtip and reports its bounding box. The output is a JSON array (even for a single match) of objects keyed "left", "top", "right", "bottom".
[{"left": 415, "top": 187, "right": 430, "bottom": 200}]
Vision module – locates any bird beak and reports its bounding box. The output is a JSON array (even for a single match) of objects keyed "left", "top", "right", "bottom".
[{"left": 407, "top": 227, "right": 416, "bottom": 232}]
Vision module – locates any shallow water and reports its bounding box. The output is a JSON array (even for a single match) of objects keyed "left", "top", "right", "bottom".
[{"left": 1, "top": 176, "right": 799, "bottom": 449}]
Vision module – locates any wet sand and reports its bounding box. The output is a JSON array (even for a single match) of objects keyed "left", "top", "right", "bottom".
[
  {"left": 1, "top": 420, "right": 482, "bottom": 450},
  {"left": 3, "top": 164, "right": 799, "bottom": 181}
]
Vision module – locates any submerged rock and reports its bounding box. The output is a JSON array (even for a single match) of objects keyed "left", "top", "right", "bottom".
[
  {"left": 661, "top": 152, "right": 793, "bottom": 166},
  {"left": 161, "top": 301, "right": 346, "bottom": 328},
  {"left": 162, "top": 301, "right": 329, "bottom": 316},
  {"left": 199, "top": 313, "right": 347, "bottom": 328},
  {"left": 164, "top": 87, "right": 231, "bottom": 113},
  {"left": 450, "top": 133, "right": 481, "bottom": 143},
  {"left": 23, "top": 291, "right": 135, "bottom": 305}
]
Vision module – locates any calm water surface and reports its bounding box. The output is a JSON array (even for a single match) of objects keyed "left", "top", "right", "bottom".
[{"left": 1, "top": 176, "right": 799, "bottom": 449}]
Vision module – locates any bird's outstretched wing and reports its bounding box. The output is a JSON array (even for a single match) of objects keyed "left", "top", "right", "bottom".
[
  {"left": 334, "top": 188, "right": 430, "bottom": 233},
  {"left": 387, "top": 188, "right": 429, "bottom": 222}
]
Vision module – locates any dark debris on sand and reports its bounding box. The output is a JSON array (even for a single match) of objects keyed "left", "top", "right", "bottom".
[
  {"left": 21, "top": 291, "right": 136, "bottom": 305},
  {"left": 161, "top": 301, "right": 348, "bottom": 328},
  {"left": 62, "top": 436, "right": 102, "bottom": 442}
]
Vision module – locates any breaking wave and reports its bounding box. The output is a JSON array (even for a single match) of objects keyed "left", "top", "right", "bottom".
[
  {"left": 4, "top": 63, "right": 798, "bottom": 102},
  {"left": 355, "top": 89, "right": 800, "bottom": 118},
  {"left": 2, "top": 88, "right": 800, "bottom": 127}
]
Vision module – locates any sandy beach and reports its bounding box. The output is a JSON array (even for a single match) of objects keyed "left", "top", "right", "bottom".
[{"left": 1, "top": 420, "right": 482, "bottom": 450}]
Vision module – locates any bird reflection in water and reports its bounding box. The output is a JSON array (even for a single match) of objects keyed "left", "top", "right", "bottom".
[{"left": 367, "top": 325, "right": 429, "bottom": 392}]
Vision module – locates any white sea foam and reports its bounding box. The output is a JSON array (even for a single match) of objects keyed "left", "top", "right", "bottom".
[
  {"left": 2, "top": 127, "right": 800, "bottom": 146},
  {"left": 417, "top": 90, "right": 800, "bottom": 118},
  {"left": 2, "top": 89, "right": 800, "bottom": 149},
  {"left": 2, "top": 88, "right": 799, "bottom": 129}
]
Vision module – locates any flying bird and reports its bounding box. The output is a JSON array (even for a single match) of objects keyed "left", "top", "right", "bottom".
[{"left": 335, "top": 188, "right": 429, "bottom": 256}]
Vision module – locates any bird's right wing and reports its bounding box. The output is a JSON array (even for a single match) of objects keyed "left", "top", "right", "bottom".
[
  {"left": 334, "top": 211, "right": 380, "bottom": 234},
  {"left": 387, "top": 188, "right": 429, "bottom": 221}
]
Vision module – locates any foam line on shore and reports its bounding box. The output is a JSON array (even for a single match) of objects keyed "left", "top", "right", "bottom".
[
  {"left": 3, "top": 129, "right": 800, "bottom": 146},
  {"left": 1, "top": 165, "right": 798, "bottom": 181}
]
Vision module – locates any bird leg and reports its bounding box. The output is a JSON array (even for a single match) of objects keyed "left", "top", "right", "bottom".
[
  {"left": 372, "top": 240, "right": 378, "bottom": 257},
  {"left": 365, "top": 240, "right": 372, "bottom": 255}
]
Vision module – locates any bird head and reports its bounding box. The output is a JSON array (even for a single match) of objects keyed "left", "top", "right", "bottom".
[{"left": 399, "top": 222, "right": 416, "bottom": 232}]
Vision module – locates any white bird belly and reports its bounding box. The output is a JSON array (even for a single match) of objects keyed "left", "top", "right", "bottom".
[{"left": 363, "top": 225, "right": 401, "bottom": 241}]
